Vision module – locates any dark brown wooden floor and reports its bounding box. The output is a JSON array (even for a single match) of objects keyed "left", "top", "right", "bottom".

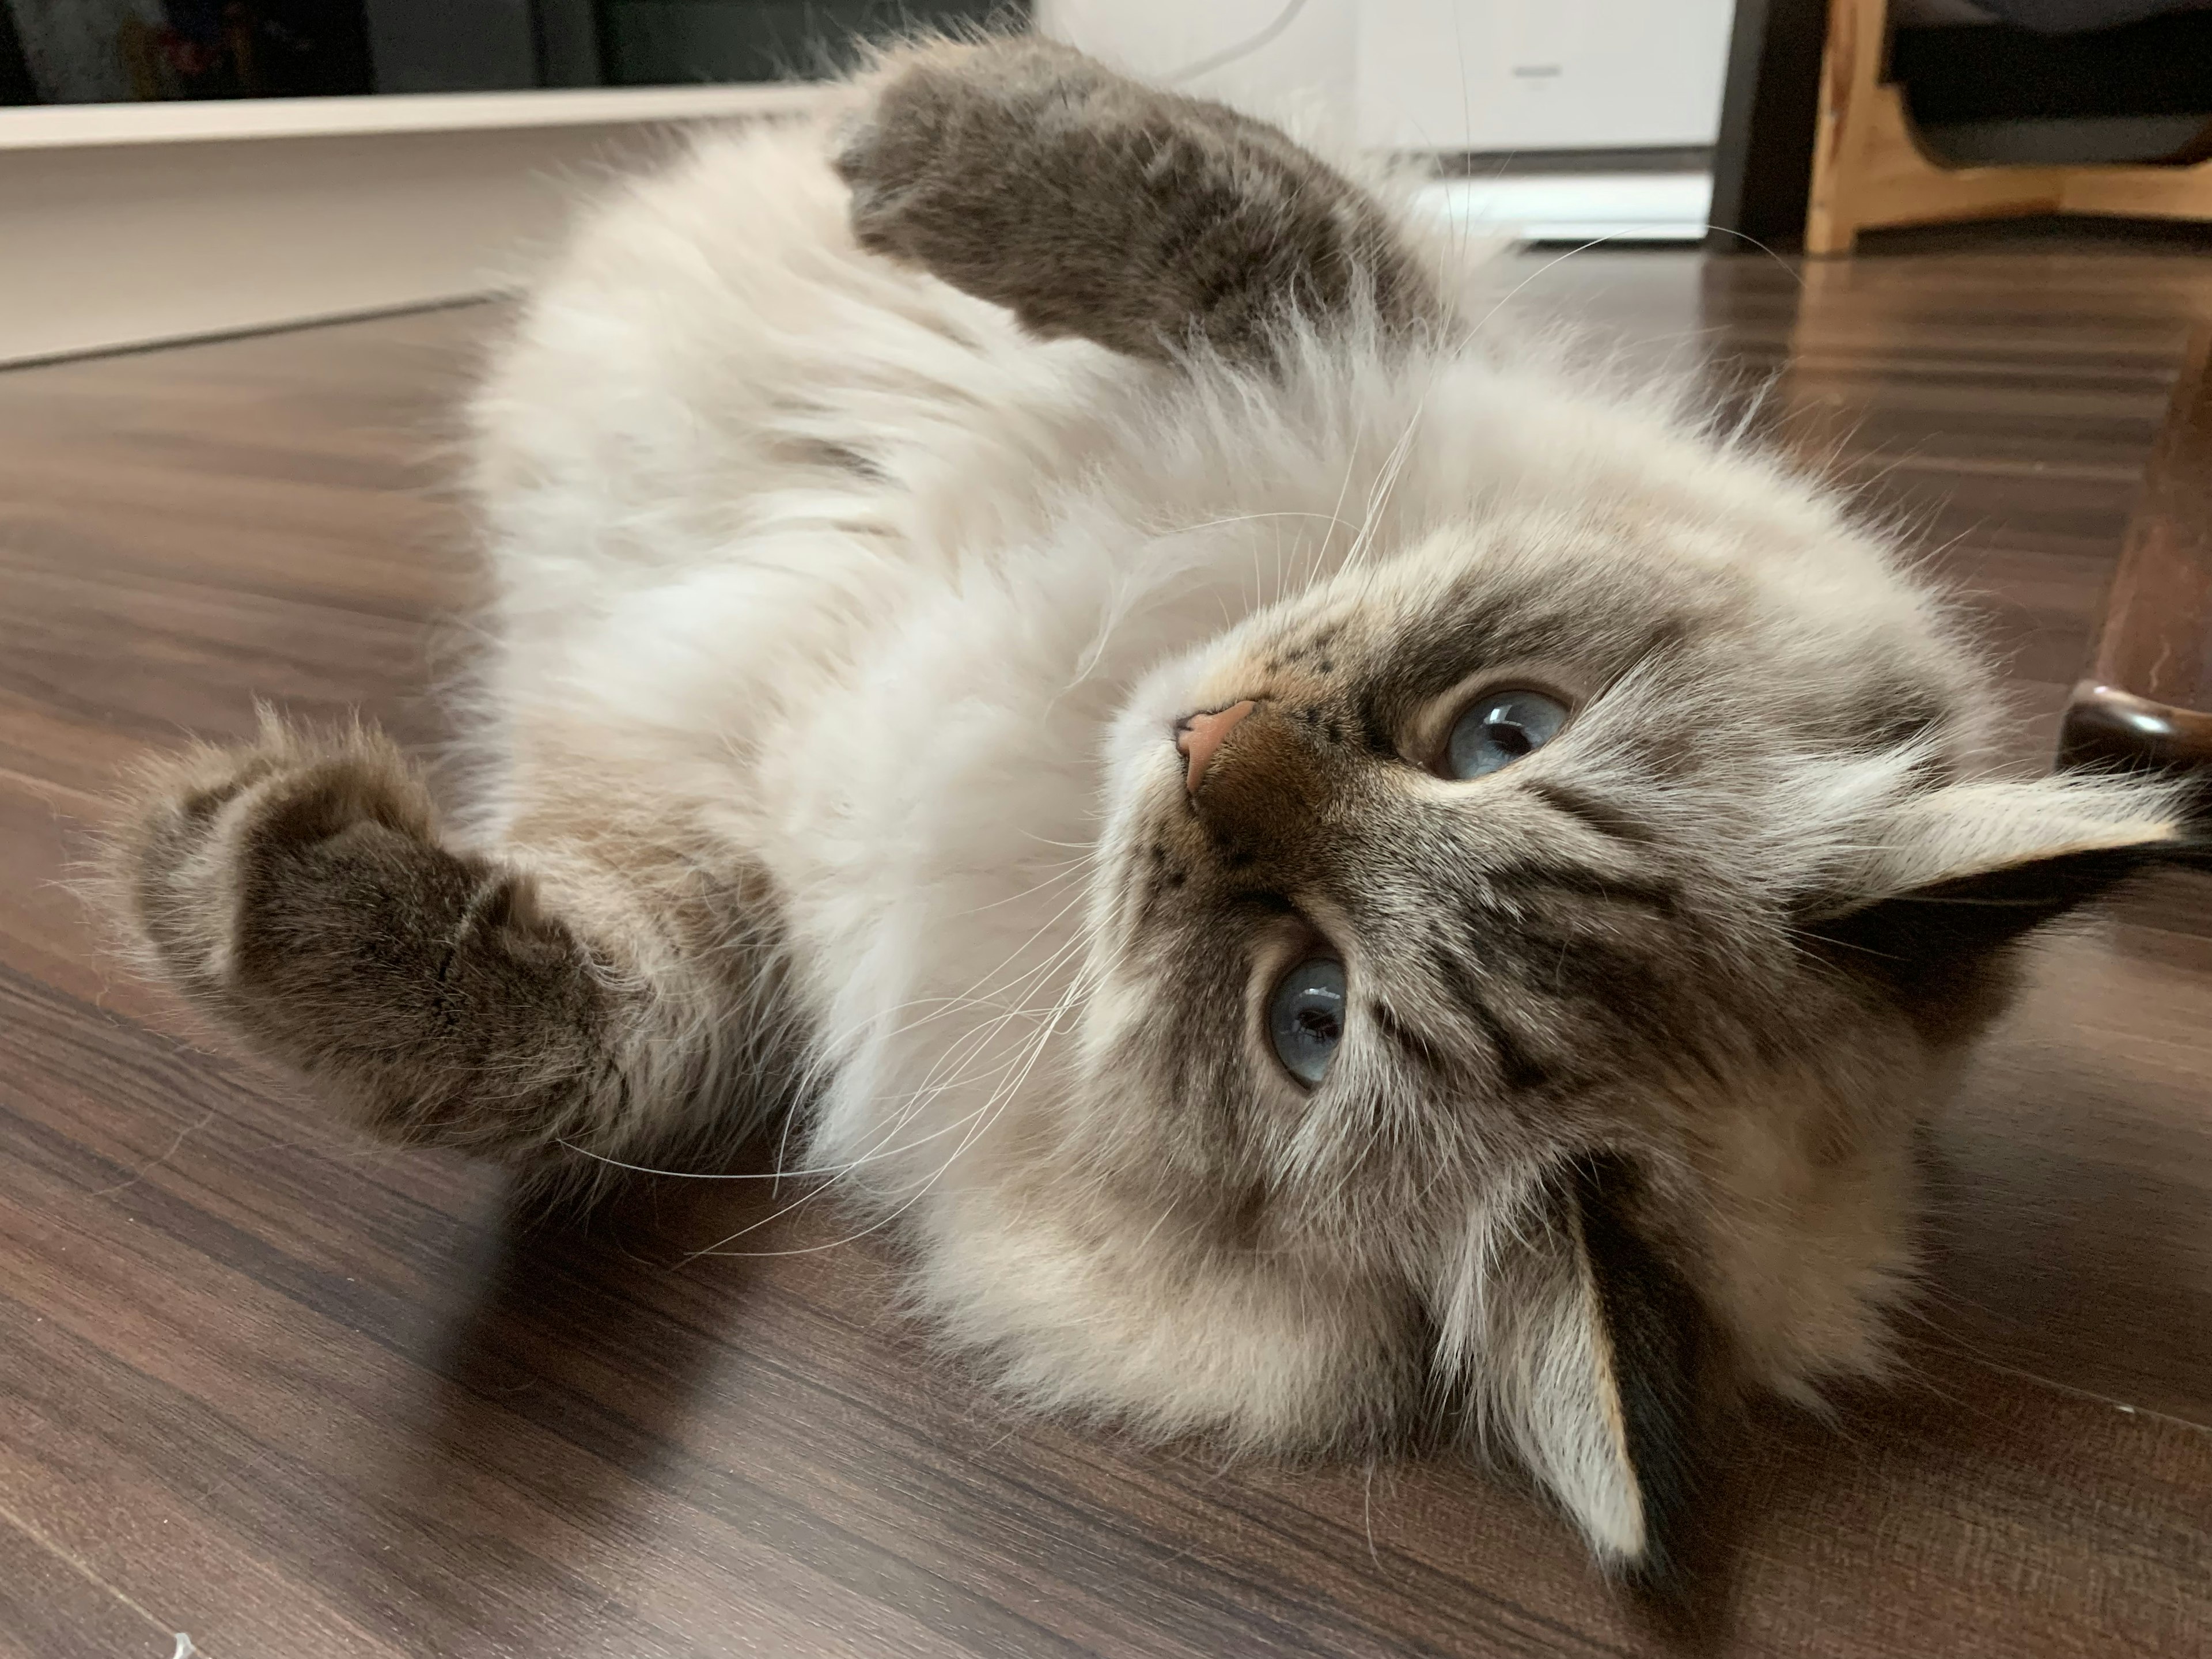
[{"left": 4, "top": 238, "right": 2211, "bottom": 1658}]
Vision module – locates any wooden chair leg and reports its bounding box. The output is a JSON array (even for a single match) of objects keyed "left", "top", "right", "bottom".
[
  {"left": 2059, "top": 327, "right": 2212, "bottom": 775},
  {"left": 1805, "top": 0, "right": 2063, "bottom": 255}
]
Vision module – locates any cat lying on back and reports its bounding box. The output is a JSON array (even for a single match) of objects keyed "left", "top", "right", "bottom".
[{"left": 112, "top": 35, "right": 2195, "bottom": 1584}]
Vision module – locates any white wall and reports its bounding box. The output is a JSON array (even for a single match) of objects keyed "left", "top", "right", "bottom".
[
  {"left": 1, "top": 6, "right": 1741, "bottom": 365},
  {"left": 1, "top": 126, "right": 636, "bottom": 364},
  {"left": 0, "top": 87, "right": 813, "bottom": 366}
]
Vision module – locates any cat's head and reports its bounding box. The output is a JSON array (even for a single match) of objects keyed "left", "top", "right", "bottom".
[{"left": 1074, "top": 492, "right": 2190, "bottom": 1580}]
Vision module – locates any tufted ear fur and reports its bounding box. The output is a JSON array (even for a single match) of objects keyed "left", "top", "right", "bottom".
[
  {"left": 1433, "top": 1158, "right": 1713, "bottom": 1587},
  {"left": 1797, "top": 776, "right": 2200, "bottom": 1018}
]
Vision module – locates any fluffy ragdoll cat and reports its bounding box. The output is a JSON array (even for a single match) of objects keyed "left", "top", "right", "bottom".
[{"left": 113, "top": 36, "right": 2198, "bottom": 1584}]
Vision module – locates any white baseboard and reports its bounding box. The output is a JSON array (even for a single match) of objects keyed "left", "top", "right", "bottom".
[
  {"left": 0, "top": 87, "right": 824, "bottom": 367},
  {"left": 0, "top": 84, "right": 820, "bottom": 149},
  {"left": 1421, "top": 174, "right": 1715, "bottom": 244}
]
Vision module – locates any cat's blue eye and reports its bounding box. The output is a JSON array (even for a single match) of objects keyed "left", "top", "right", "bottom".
[
  {"left": 1268, "top": 957, "right": 1346, "bottom": 1087},
  {"left": 1445, "top": 688, "right": 1571, "bottom": 780}
]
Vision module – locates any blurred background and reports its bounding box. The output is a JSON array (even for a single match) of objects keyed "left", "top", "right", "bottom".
[
  {"left": 3, "top": 1, "right": 2207, "bottom": 362},
  {"left": 0, "top": 0, "right": 1007, "bottom": 101},
  {"left": 0, "top": 0, "right": 1734, "bottom": 364}
]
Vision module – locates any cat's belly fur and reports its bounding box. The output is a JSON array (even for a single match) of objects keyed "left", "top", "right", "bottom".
[{"left": 464, "top": 120, "right": 1248, "bottom": 1187}]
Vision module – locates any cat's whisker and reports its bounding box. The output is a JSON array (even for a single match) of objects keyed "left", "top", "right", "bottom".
[
  {"left": 1693, "top": 224, "right": 1807, "bottom": 289},
  {"left": 1343, "top": 399, "right": 1426, "bottom": 574},
  {"left": 926, "top": 889, "right": 1099, "bottom": 1007},
  {"left": 893, "top": 997, "right": 1070, "bottom": 1111},
  {"left": 1321, "top": 416, "right": 1368, "bottom": 582},
  {"left": 816, "top": 881, "right": 1100, "bottom": 1055},
  {"left": 956, "top": 855, "right": 1097, "bottom": 916},
  {"left": 692, "top": 968, "right": 1091, "bottom": 1259},
  {"left": 1468, "top": 235, "right": 1638, "bottom": 342},
  {"left": 783, "top": 988, "right": 1094, "bottom": 1191},
  {"left": 673, "top": 1012, "right": 1075, "bottom": 1237},
  {"left": 549, "top": 1138, "right": 904, "bottom": 1182},
  {"left": 863, "top": 927, "right": 1101, "bottom": 1127}
]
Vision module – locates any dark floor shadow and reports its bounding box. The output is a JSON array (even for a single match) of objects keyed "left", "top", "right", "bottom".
[
  {"left": 387, "top": 1149, "right": 819, "bottom": 1652},
  {"left": 1615, "top": 1429, "right": 1760, "bottom": 1656}
]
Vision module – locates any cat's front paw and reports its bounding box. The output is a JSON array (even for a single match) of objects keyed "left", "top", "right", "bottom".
[
  {"left": 110, "top": 716, "right": 611, "bottom": 1150},
  {"left": 834, "top": 37, "right": 1437, "bottom": 364}
]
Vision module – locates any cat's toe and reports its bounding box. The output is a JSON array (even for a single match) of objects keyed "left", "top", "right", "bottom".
[
  {"left": 831, "top": 58, "right": 955, "bottom": 259},
  {"left": 832, "top": 37, "right": 1101, "bottom": 260},
  {"left": 110, "top": 714, "right": 435, "bottom": 1003}
]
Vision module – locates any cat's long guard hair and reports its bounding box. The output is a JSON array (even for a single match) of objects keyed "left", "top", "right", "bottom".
[{"left": 108, "top": 35, "right": 2200, "bottom": 1586}]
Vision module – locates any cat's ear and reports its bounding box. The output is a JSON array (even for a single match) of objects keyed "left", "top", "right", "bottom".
[
  {"left": 1434, "top": 1158, "right": 1711, "bottom": 1586},
  {"left": 1798, "top": 775, "right": 2200, "bottom": 999}
]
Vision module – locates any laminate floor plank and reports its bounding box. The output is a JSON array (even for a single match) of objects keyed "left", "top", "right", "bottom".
[
  {"left": 0, "top": 1506, "right": 175, "bottom": 1659},
  {"left": 3, "top": 245, "right": 2209, "bottom": 1657}
]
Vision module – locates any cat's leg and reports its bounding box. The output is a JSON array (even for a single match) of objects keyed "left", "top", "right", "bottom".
[
  {"left": 833, "top": 36, "right": 1446, "bottom": 366},
  {"left": 113, "top": 717, "right": 800, "bottom": 1177}
]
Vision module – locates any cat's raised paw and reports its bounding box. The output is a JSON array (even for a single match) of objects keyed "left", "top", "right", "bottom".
[{"left": 834, "top": 36, "right": 1437, "bottom": 364}]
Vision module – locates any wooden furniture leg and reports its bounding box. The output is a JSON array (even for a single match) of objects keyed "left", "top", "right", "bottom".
[
  {"left": 1804, "top": 0, "right": 2212, "bottom": 256},
  {"left": 2059, "top": 327, "right": 2212, "bottom": 774}
]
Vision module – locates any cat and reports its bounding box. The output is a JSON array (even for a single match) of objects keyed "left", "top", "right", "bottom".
[{"left": 108, "top": 35, "right": 2198, "bottom": 1585}]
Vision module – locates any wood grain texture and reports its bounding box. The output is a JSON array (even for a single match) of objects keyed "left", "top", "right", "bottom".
[
  {"left": 2063, "top": 159, "right": 2212, "bottom": 225},
  {"left": 3, "top": 256, "right": 2211, "bottom": 1657}
]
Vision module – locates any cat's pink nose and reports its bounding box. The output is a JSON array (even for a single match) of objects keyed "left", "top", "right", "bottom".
[{"left": 1175, "top": 700, "right": 1256, "bottom": 793}]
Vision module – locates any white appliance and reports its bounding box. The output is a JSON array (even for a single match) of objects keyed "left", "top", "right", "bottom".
[
  {"left": 1037, "top": 1, "right": 1733, "bottom": 153},
  {"left": 1353, "top": 0, "right": 1735, "bottom": 154},
  {"left": 1037, "top": 1, "right": 1732, "bottom": 241}
]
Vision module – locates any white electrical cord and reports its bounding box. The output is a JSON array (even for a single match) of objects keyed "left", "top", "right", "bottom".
[{"left": 1166, "top": 0, "right": 1312, "bottom": 83}]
